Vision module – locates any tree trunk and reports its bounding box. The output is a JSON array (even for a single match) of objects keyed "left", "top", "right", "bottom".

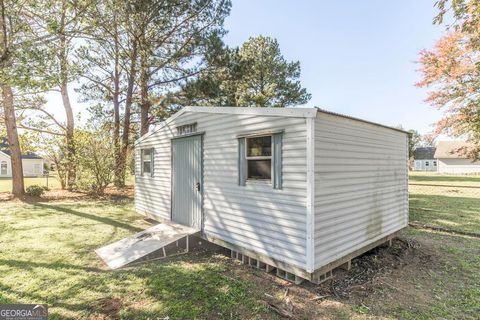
[
  {"left": 59, "top": 2, "right": 76, "bottom": 190},
  {"left": 61, "top": 81, "right": 76, "bottom": 190},
  {"left": 2, "top": 84, "right": 24, "bottom": 197},
  {"left": 140, "top": 54, "right": 150, "bottom": 136},
  {"left": 113, "top": 16, "right": 123, "bottom": 187},
  {"left": 117, "top": 42, "right": 138, "bottom": 187}
]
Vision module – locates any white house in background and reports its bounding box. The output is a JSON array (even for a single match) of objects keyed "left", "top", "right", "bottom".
[
  {"left": 0, "top": 142, "right": 44, "bottom": 177},
  {"left": 435, "top": 141, "right": 480, "bottom": 174},
  {"left": 413, "top": 147, "right": 437, "bottom": 171},
  {"left": 134, "top": 106, "right": 409, "bottom": 284}
]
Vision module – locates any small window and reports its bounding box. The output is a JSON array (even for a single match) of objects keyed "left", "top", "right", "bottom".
[
  {"left": 425, "top": 161, "right": 429, "bottom": 166},
  {"left": 246, "top": 136, "right": 272, "bottom": 180},
  {"left": 141, "top": 149, "right": 153, "bottom": 175},
  {"left": 1, "top": 161, "right": 6, "bottom": 175},
  {"left": 433, "top": 161, "right": 437, "bottom": 166},
  {"left": 176, "top": 123, "right": 197, "bottom": 136}
]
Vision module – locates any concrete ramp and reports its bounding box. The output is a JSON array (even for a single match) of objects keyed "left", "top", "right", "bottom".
[{"left": 95, "top": 222, "right": 200, "bottom": 269}]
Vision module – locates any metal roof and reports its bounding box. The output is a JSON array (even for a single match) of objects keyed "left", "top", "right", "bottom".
[
  {"left": 413, "top": 147, "right": 436, "bottom": 160},
  {"left": 316, "top": 108, "right": 410, "bottom": 135},
  {"left": 137, "top": 106, "right": 408, "bottom": 144}
]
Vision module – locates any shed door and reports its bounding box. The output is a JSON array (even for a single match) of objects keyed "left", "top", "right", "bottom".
[{"left": 172, "top": 134, "right": 203, "bottom": 229}]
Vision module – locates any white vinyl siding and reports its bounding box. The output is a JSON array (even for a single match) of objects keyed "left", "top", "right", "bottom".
[
  {"left": 22, "top": 159, "right": 44, "bottom": 177},
  {"left": 437, "top": 158, "right": 480, "bottom": 174},
  {"left": 413, "top": 159, "right": 437, "bottom": 172},
  {"left": 1, "top": 161, "right": 7, "bottom": 175},
  {"left": 135, "top": 111, "right": 308, "bottom": 269},
  {"left": 313, "top": 112, "right": 408, "bottom": 269}
]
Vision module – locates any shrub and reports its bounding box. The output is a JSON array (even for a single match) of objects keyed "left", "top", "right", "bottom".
[
  {"left": 75, "top": 127, "right": 115, "bottom": 195},
  {"left": 26, "top": 185, "right": 45, "bottom": 197}
]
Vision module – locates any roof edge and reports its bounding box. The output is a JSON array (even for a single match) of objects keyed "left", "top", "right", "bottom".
[
  {"left": 316, "top": 107, "right": 410, "bottom": 135},
  {"left": 186, "top": 106, "right": 318, "bottom": 118},
  {"left": 135, "top": 106, "right": 317, "bottom": 145}
]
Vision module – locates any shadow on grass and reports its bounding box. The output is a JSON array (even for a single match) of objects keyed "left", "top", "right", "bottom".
[
  {"left": 0, "top": 258, "right": 104, "bottom": 273},
  {"left": 410, "top": 193, "right": 480, "bottom": 234},
  {"left": 31, "top": 202, "right": 142, "bottom": 233},
  {"left": 0, "top": 255, "right": 264, "bottom": 319}
]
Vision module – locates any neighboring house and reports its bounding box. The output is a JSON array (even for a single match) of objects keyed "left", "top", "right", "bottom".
[
  {"left": 0, "top": 141, "right": 44, "bottom": 177},
  {"left": 435, "top": 140, "right": 480, "bottom": 174},
  {"left": 413, "top": 147, "right": 437, "bottom": 171},
  {"left": 134, "top": 106, "right": 409, "bottom": 283}
]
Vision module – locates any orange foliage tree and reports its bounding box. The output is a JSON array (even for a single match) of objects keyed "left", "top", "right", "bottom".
[{"left": 416, "top": 31, "right": 480, "bottom": 159}]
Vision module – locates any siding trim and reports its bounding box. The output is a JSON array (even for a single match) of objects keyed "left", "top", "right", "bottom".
[
  {"left": 306, "top": 117, "right": 315, "bottom": 272},
  {"left": 405, "top": 134, "right": 409, "bottom": 225}
]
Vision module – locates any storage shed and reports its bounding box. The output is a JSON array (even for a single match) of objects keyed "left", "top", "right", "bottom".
[{"left": 134, "top": 106, "right": 409, "bottom": 283}]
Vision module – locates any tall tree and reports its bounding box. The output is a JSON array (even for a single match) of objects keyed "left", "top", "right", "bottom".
[
  {"left": 417, "top": 31, "right": 480, "bottom": 158},
  {"left": 236, "top": 36, "right": 311, "bottom": 108},
  {"left": 0, "top": 0, "right": 52, "bottom": 196},
  {"left": 80, "top": 0, "right": 231, "bottom": 186},
  {"left": 78, "top": 0, "right": 127, "bottom": 187},
  {"left": 134, "top": 0, "right": 232, "bottom": 135},
  {"left": 16, "top": 0, "right": 90, "bottom": 190},
  {"left": 78, "top": 0, "right": 141, "bottom": 187},
  {"left": 174, "top": 35, "right": 311, "bottom": 109},
  {"left": 418, "top": 0, "right": 480, "bottom": 159},
  {"left": 0, "top": 0, "right": 23, "bottom": 196}
]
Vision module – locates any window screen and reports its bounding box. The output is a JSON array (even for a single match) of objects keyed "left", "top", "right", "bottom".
[
  {"left": 246, "top": 136, "right": 272, "bottom": 180},
  {"left": 238, "top": 132, "right": 283, "bottom": 189},
  {"left": 141, "top": 148, "right": 154, "bottom": 175}
]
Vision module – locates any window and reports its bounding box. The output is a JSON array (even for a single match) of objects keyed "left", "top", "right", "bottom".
[
  {"left": 433, "top": 161, "right": 437, "bottom": 166},
  {"left": 34, "top": 164, "right": 41, "bottom": 174},
  {"left": 0, "top": 161, "right": 6, "bottom": 175},
  {"left": 176, "top": 123, "right": 197, "bottom": 136},
  {"left": 141, "top": 148, "right": 154, "bottom": 176},
  {"left": 425, "top": 161, "right": 429, "bottom": 166},
  {"left": 238, "top": 131, "right": 283, "bottom": 189},
  {"left": 246, "top": 136, "right": 272, "bottom": 180}
]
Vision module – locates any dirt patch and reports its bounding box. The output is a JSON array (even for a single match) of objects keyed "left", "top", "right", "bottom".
[
  {"left": 221, "top": 237, "right": 437, "bottom": 319},
  {"left": 313, "top": 238, "right": 429, "bottom": 300},
  {"left": 90, "top": 297, "right": 124, "bottom": 320}
]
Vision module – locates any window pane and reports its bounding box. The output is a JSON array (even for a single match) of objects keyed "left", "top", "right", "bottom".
[
  {"left": 247, "top": 136, "right": 271, "bottom": 157},
  {"left": 143, "top": 149, "right": 151, "bottom": 161},
  {"left": 143, "top": 161, "right": 151, "bottom": 173},
  {"left": 247, "top": 160, "right": 271, "bottom": 180}
]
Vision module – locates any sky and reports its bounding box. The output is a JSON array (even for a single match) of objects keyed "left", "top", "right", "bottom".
[{"left": 45, "top": 0, "right": 446, "bottom": 135}]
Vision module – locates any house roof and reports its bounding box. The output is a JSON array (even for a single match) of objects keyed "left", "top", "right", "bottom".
[
  {"left": 136, "top": 106, "right": 408, "bottom": 145},
  {"left": 414, "top": 147, "right": 436, "bottom": 160},
  {"left": 0, "top": 140, "right": 43, "bottom": 160},
  {"left": 434, "top": 141, "right": 472, "bottom": 159}
]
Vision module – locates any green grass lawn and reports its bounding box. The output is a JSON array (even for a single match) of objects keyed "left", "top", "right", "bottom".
[
  {"left": 409, "top": 172, "right": 480, "bottom": 234},
  {"left": 0, "top": 174, "right": 478, "bottom": 319},
  {"left": 0, "top": 198, "right": 267, "bottom": 319},
  {"left": 0, "top": 176, "right": 62, "bottom": 192}
]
